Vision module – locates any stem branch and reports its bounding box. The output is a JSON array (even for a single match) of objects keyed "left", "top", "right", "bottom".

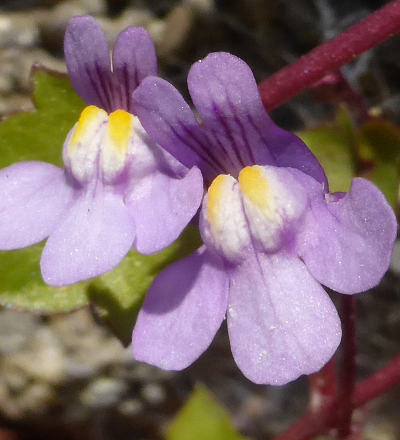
[
  {"left": 259, "top": 0, "right": 400, "bottom": 110},
  {"left": 337, "top": 296, "right": 357, "bottom": 439},
  {"left": 272, "top": 353, "right": 400, "bottom": 440},
  {"left": 354, "top": 353, "right": 400, "bottom": 407}
]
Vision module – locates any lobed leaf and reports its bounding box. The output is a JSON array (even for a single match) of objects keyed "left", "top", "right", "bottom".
[
  {"left": 358, "top": 119, "right": 400, "bottom": 210},
  {"left": 298, "top": 108, "right": 357, "bottom": 193},
  {"left": 0, "top": 66, "right": 85, "bottom": 168},
  {"left": 167, "top": 385, "right": 245, "bottom": 440}
]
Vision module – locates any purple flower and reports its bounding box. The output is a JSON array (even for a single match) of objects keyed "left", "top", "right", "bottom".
[
  {"left": 0, "top": 16, "right": 203, "bottom": 286},
  {"left": 131, "top": 52, "right": 397, "bottom": 385}
]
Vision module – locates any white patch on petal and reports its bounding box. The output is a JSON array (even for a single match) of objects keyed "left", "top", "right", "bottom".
[
  {"left": 238, "top": 166, "right": 306, "bottom": 251},
  {"left": 129, "top": 118, "right": 160, "bottom": 178},
  {"left": 101, "top": 110, "right": 134, "bottom": 183},
  {"left": 64, "top": 106, "right": 108, "bottom": 183},
  {"left": 201, "top": 174, "right": 250, "bottom": 262}
]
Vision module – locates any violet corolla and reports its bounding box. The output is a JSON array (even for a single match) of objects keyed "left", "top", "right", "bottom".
[
  {"left": 0, "top": 16, "right": 203, "bottom": 286},
  {"left": 131, "top": 52, "right": 397, "bottom": 385}
]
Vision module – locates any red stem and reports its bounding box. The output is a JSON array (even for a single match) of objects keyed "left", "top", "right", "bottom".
[
  {"left": 308, "top": 359, "right": 337, "bottom": 413},
  {"left": 272, "top": 354, "right": 400, "bottom": 440},
  {"left": 272, "top": 403, "right": 336, "bottom": 440},
  {"left": 258, "top": 0, "right": 400, "bottom": 110},
  {"left": 337, "top": 296, "right": 357, "bottom": 438},
  {"left": 353, "top": 353, "right": 400, "bottom": 407}
]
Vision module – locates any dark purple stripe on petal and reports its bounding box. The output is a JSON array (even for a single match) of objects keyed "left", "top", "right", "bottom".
[
  {"left": 133, "top": 77, "right": 219, "bottom": 180},
  {"left": 188, "top": 52, "right": 327, "bottom": 184},
  {"left": 167, "top": 121, "right": 219, "bottom": 175},
  {"left": 83, "top": 65, "right": 109, "bottom": 110},
  {"left": 65, "top": 16, "right": 113, "bottom": 110},
  {"left": 113, "top": 27, "right": 158, "bottom": 113},
  {"left": 210, "top": 101, "right": 246, "bottom": 169},
  {"left": 226, "top": 99, "right": 257, "bottom": 165},
  {"left": 206, "top": 127, "right": 241, "bottom": 175},
  {"left": 94, "top": 62, "right": 114, "bottom": 111},
  {"left": 178, "top": 121, "right": 225, "bottom": 174}
]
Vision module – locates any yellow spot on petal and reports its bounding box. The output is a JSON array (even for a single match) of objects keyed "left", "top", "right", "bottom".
[
  {"left": 238, "top": 165, "right": 269, "bottom": 210},
  {"left": 70, "top": 105, "right": 107, "bottom": 149},
  {"left": 106, "top": 109, "right": 133, "bottom": 155},
  {"left": 207, "top": 174, "right": 230, "bottom": 224}
]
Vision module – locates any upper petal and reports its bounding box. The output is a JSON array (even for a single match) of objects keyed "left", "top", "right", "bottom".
[
  {"left": 0, "top": 161, "right": 74, "bottom": 250},
  {"left": 227, "top": 251, "right": 341, "bottom": 385},
  {"left": 132, "top": 249, "right": 229, "bottom": 370},
  {"left": 41, "top": 185, "right": 135, "bottom": 286},
  {"left": 188, "top": 52, "right": 327, "bottom": 185},
  {"left": 112, "top": 27, "right": 157, "bottom": 113},
  {"left": 297, "top": 176, "right": 397, "bottom": 294},
  {"left": 127, "top": 166, "right": 203, "bottom": 255},
  {"left": 132, "top": 76, "right": 218, "bottom": 181},
  {"left": 64, "top": 16, "right": 114, "bottom": 111}
]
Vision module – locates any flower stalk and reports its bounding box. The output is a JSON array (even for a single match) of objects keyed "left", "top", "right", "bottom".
[
  {"left": 273, "top": 353, "right": 400, "bottom": 440},
  {"left": 258, "top": 0, "right": 400, "bottom": 111},
  {"left": 308, "top": 359, "right": 337, "bottom": 413},
  {"left": 337, "top": 296, "right": 357, "bottom": 438}
]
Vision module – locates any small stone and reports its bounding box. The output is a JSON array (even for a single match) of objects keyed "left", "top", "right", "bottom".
[
  {"left": 141, "top": 383, "right": 166, "bottom": 405},
  {"left": 184, "top": 0, "right": 214, "bottom": 14},
  {"left": 80, "top": 377, "right": 128, "bottom": 408},
  {"left": 157, "top": 5, "right": 194, "bottom": 57},
  {"left": 118, "top": 398, "right": 143, "bottom": 416},
  {"left": 5, "top": 327, "right": 65, "bottom": 384},
  {"left": 0, "top": 12, "right": 41, "bottom": 49},
  {"left": 0, "top": 311, "right": 38, "bottom": 354}
]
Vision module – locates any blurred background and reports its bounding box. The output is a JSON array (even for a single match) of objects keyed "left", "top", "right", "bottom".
[{"left": 0, "top": 0, "right": 399, "bottom": 439}]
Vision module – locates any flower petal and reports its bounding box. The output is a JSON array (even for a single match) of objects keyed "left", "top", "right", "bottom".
[
  {"left": 227, "top": 251, "right": 341, "bottom": 385},
  {"left": 112, "top": 27, "right": 157, "bottom": 113},
  {"left": 132, "top": 249, "right": 228, "bottom": 370},
  {"left": 127, "top": 166, "right": 203, "bottom": 254},
  {"left": 132, "top": 76, "right": 218, "bottom": 181},
  {"left": 200, "top": 174, "right": 251, "bottom": 263},
  {"left": 0, "top": 161, "right": 74, "bottom": 250},
  {"left": 41, "top": 185, "right": 135, "bottom": 286},
  {"left": 188, "top": 52, "right": 327, "bottom": 185},
  {"left": 297, "top": 176, "right": 397, "bottom": 294},
  {"left": 64, "top": 16, "right": 114, "bottom": 111}
]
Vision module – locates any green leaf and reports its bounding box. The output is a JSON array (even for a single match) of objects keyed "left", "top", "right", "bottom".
[
  {"left": 298, "top": 108, "right": 357, "bottom": 193},
  {"left": 89, "top": 227, "right": 202, "bottom": 346},
  {"left": 167, "top": 385, "right": 246, "bottom": 440},
  {"left": 0, "top": 65, "right": 85, "bottom": 168},
  {"left": 358, "top": 119, "right": 400, "bottom": 209},
  {"left": 0, "top": 244, "right": 90, "bottom": 313}
]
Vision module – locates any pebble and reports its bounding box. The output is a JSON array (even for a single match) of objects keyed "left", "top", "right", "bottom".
[{"left": 80, "top": 377, "right": 128, "bottom": 407}]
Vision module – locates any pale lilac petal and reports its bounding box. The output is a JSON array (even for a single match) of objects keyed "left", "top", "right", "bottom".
[
  {"left": 188, "top": 52, "right": 327, "bottom": 185},
  {"left": 132, "top": 77, "right": 219, "bottom": 181},
  {"left": 64, "top": 16, "right": 114, "bottom": 111},
  {"left": 133, "top": 249, "right": 228, "bottom": 370},
  {"left": 113, "top": 27, "right": 157, "bottom": 113},
  {"left": 0, "top": 161, "right": 74, "bottom": 250},
  {"left": 127, "top": 166, "right": 203, "bottom": 254},
  {"left": 227, "top": 251, "right": 341, "bottom": 385},
  {"left": 41, "top": 186, "right": 135, "bottom": 286},
  {"left": 297, "top": 176, "right": 397, "bottom": 294}
]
